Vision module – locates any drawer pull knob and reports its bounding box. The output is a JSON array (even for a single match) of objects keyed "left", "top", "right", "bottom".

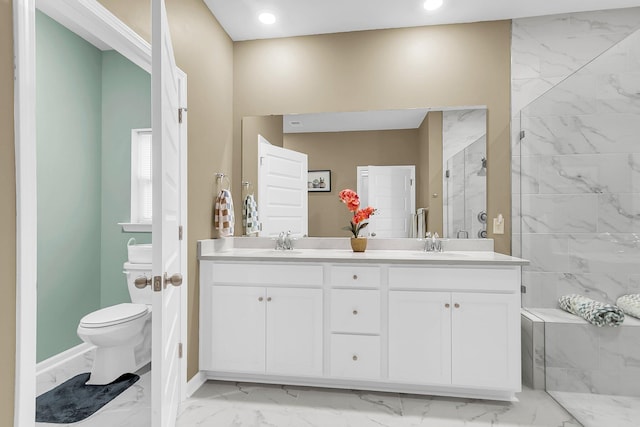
[
  {"left": 445, "top": 303, "right": 450, "bottom": 308},
  {"left": 267, "top": 297, "right": 272, "bottom": 302},
  {"left": 258, "top": 297, "right": 264, "bottom": 302},
  {"left": 454, "top": 303, "right": 460, "bottom": 308},
  {"left": 353, "top": 275, "right": 358, "bottom": 280},
  {"left": 352, "top": 355, "right": 358, "bottom": 361},
  {"left": 353, "top": 309, "right": 358, "bottom": 315}
]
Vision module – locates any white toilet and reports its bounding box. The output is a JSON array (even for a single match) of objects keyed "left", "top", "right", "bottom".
[{"left": 77, "top": 262, "right": 152, "bottom": 385}]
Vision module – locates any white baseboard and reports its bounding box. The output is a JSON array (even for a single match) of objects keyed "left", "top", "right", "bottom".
[
  {"left": 186, "top": 371, "right": 207, "bottom": 397},
  {"left": 36, "top": 343, "right": 95, "bottom": 375}
]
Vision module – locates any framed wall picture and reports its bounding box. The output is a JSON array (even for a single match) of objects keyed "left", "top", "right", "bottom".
[{"left": 308, "top": 170, "right": 331, "bottom": 192}]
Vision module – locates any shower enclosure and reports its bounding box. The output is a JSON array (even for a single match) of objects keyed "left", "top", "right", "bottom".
[{"left": 516, "top": 24, "right": 640, "bottom": 424}]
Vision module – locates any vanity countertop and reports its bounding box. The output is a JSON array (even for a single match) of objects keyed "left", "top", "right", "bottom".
[{"left": 198, "top": 247, "right": 528, "bottom": 266}]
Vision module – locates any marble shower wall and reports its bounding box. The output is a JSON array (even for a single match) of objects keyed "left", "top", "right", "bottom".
[
  {"left": 511, "top": 7, "right": 640, "bottom": 307},
  {"left": 442, "top": 109, "right": 487, "bottom": 239}
]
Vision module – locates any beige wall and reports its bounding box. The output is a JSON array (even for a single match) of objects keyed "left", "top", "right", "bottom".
[
  {"left": 284, "top": 129, "right": 419, "bottom": 237},
  {"left": 426, "top": 111, "right": 444, "bottom": 236},
  {"left": 0, "top": 0, "right": 16, "bottom": 424},
  {"left": 241, "top": 115, "right": 283, "bottom": 209},
  {"left": 99, "top": 0, "right": 234, "bottom": 379},
  {"left": 234, "top": 20, "right": 512, "bottom": 254}
]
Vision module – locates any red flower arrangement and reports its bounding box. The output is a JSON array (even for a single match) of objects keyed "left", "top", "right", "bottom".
[{"left": 338, "top": 189, "right": 376, "bottom": 238}]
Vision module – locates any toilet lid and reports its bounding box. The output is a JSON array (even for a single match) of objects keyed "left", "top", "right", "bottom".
[{"left": 80, "top": 303, "right": 149, "bottom": 328}]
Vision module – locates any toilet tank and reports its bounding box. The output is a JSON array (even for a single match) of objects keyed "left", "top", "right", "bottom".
[{"left": 123, "top": 262, "right": 153, "bottom": 305}]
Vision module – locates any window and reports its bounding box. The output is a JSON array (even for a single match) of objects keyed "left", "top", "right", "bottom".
[{"left": 131, "top": 129, "right": 153, "bottom": 224}]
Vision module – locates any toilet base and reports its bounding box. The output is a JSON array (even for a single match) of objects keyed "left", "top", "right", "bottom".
[{"left": 86, "top": 344, "right": 137, "bottom": 385}]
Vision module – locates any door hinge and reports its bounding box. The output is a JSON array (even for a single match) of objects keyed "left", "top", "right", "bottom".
[
  {"left": 179, "top": 225, "right": 183, "bottom": 240},
  {"left": 521, "top": 285, "right": 527, "bottom": 294},
  {"left": 410, "top": 178, "right": 414, "bottom": 186},
  {"left": 519, "top": 130, "right": 525, "bottom": 140},
  {"left": 445, "top": 169, "right": 450, "bottom": 178},
  {"left": 178, "top": 107, "right": 187, "bottom": 124},
  {"left": 153, "top": 275, "right": 162, "bottom": 292},
  {"left": 178, "top": 342, "right": 183, "bottom": 359}
]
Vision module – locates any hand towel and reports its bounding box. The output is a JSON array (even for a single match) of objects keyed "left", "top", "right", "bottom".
[
  {"left": 616, "top": 294, "right": 640, "bottom": 319},
  {"left": 214, "top": 189, "right": 234, "bottom": 237},
  {"left": 242, "top": 194, "right": 260, "bottom": 235},
  {"left": 558, "top": 294, "right": 624, "bottom": 327}
]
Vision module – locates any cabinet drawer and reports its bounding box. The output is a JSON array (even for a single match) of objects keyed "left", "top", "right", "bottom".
[
  {"left": 212, "top": 262, "right": 322, "bottom": 286},
  {"left": 331, "top": 290, "right": 380, "bottom": 334},
  {"left": 330, "top": 335, "right": 380, "bottom": 380},
  {"left": 331, "top": 265, "right": 380, "bottom": 288},
  {"left": 388, "top": 266, "right": 518, "bottom": 292}
]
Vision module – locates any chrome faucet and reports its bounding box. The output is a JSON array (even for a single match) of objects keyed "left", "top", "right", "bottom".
[
  {"left": 424, "top": 232, "right": 442, "bottom": 252},
  {"left": 275, "top": 231, "right": 295, "bottom": 250},
  {"left": 283, "top": 231, "right": 294, "bottom": 250},
  {"left": 275, "top": 232, "right": 286, "bottom": 250}
]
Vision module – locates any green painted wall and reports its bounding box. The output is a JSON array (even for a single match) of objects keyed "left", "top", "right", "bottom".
[
  {"left": 36, "top": 11, "right": 103, "bottom": 361},
  {"left": 100, "top": 50, "right": 151, "bottom": 307},
  {"left": 36, "top": 12, "right": 151, "bottom": 362}
]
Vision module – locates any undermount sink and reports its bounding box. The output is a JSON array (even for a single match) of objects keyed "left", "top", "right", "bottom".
[{"left": 412, "top": 251, "right": 471, "bottom": 258}]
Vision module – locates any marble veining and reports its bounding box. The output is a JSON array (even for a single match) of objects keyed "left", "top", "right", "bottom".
[
  {"left": 178, "top": 381, "right": 580, "bottom": 427},
  {"left": 550, "top": 391, "right": 640, "bottom": 427}
]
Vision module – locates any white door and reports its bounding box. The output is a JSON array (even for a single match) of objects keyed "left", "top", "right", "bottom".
[
  {"left": 451, "top": 292, "right": 520, "bottom": 389},
  {"left": 388, "top": 291, "right": 452, "bottom": 385},
  {"left": 360, "top": 166, "right": 415, "bottom": 238},
  {"left": 152, "top": 1, "right": 184, "bottom": 425},
  {"left": 210, "top": 286, "right": 266, "bottom": 373},
  {"left": 258, "top": 135, "right": 308, "bottom": 237},
  {"left": 265, "top": 287, "right": 323, "bottom": 376}
]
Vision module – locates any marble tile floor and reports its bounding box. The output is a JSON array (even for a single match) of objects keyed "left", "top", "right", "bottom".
[
  {"left": 177, "top": 381, "right": 581, "bottom": 427},
  {"left": 549, "top": 391, "right": 640, "bottom": 427},
  {"left": 35, "top": 364, "right": 151, "bottom": 427}
]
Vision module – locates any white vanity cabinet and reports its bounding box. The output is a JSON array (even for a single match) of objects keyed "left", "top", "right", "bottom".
[
  {"left": 199, "top": 250, "right": 524, "bottom": 401},
  {"left": 388, "top": 266, "right": 521, "bottom": 391},
  {"left": 202, "top": 262, "right": 323, "bottom": 377}
]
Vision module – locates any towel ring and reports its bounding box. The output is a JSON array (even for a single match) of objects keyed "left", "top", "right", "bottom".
[
  {"left": 241, "top": 181, "right": 254, "bottom": 194},
  {"left": 215, "top": 173, "right": 231, "bottom": 191}
]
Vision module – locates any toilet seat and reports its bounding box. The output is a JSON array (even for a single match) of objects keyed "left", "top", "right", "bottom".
[{"left": 80, "top": 303, "right": 149, "bottom": 328}]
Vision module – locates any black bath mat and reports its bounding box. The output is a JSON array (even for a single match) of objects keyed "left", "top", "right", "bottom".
[{"left": 36, "top": 372, "right": 140, "bottom": 424}]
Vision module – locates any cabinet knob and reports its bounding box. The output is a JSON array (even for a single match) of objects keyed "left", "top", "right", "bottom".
[
  {"left": 352, "top": 274, "right": 358, "bottom": 280},
  {"left": 352, "top": 309, "right": 358, "bottom": 315},
  {"left": 267, "top": 297, "right": 272, "bottom": 302},
  {"left": 352, "top": 355, "right": 358, "bottom": 361},
  {"left": 445, "top": 303, "right": 450, "bottom": 308},
  {"left": 454, "top": 303, "right": 460, "bottom": 308},
  {"left": 258, "top": 296, "right": 264, "bottom": 302}
]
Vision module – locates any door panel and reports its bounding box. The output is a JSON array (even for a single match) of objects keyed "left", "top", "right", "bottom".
[
  {"left": 451, "top": 292, "right": 520, "bottom": 389},
  {"left": 365, "top": 166, "right": 415, "bottom": 238},
  {"left": 210, "top": 286, "right": 266, "bottom": 373},
  {"left": 265, "top": 288, "right": 323, "bottom": 377},
  {"left": 258, "top": 135, "right": 308, "bottom": 237},
  {"left": 388, "top": 291, "right": 451, "bottom": 385},
  {"left": 152, "top": 1, "right": 183, "bottom": 425}
]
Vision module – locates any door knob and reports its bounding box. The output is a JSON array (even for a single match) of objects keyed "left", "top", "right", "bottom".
[
  {"left": 164, "top": 273, "right": 183, "bottom": 288},
  {"left": 134, "top": 276, "right": 151, "bottom": 289}
]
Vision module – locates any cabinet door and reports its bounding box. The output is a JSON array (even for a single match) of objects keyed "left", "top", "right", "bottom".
[
  {"left": 388, "top": 291, "right": 451, "bottom": 385},
  {"left": 210, "top": 286, "right": 266, "bottom": 373},
  {"left": 265, "top": 287, "right": 323, "bottom": 377},
  {"left": 451, "top": 292, "right": 520, "bottom": 389}
]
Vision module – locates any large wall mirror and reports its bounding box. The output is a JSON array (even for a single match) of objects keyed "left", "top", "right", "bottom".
[{"left": 242, "top": 107, "right": 486, "bottom": 239}]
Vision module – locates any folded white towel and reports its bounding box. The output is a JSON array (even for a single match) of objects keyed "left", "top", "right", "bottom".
[
  {"left": 242, "top": 194, "right": 260, "bottom": 235},
  {"left": 214, "top": 189, "right": 234, "bottom": 237},
  {"left": 616, "top": 294, "right": 640, "bottom": 319}
]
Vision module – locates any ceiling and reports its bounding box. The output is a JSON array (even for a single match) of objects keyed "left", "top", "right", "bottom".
[{"left": 205, "top": 0, "right": 640, "bottom": 41}]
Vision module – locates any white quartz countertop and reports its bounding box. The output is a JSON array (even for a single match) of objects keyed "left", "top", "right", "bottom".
[{"left": 198, "top": 247, "right": 528, "bottom": 266}]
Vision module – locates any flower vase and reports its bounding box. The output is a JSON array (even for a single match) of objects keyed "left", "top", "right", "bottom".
[{"left": 350, "top": 237, "right": 367, "bottom": 252}]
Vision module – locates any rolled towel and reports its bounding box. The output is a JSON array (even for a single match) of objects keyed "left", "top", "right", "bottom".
[
  {"left": 616, "top": 294, "right": 640, "bottom": 320},
  {"left": 558, "top": 294, "right": 624, "bottom": 327}
]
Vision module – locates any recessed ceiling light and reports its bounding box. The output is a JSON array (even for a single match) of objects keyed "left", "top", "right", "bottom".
[
  {"left": 258, "top": 12, "right": 276, "bottom": 25},
  {"left": 423, "top": 0, "right": 443, "bottom": 11}
]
